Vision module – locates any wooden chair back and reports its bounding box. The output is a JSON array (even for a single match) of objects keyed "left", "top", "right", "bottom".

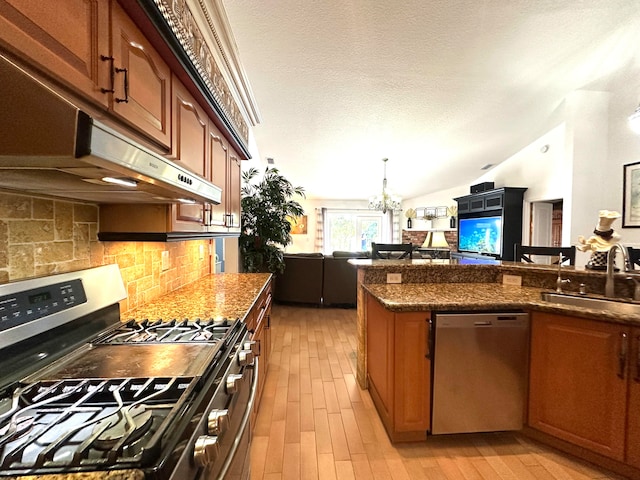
[
  {"left": 514, "top": 245, "right": 576, "bottom": 265},
  {"left": 371, "top": 242, "right": 413, "bottom": 259}
]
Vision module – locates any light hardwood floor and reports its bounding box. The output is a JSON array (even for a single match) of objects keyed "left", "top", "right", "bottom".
[{"left": 250, "top": 304, "right": 625, "bottom": 480}]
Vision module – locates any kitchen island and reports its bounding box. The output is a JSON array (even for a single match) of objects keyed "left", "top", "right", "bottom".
[{"left": 353, "top": 258, "right": 640, "bottom": 478}]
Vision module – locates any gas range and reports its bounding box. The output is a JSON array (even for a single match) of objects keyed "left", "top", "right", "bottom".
[{"left": 0, "top": 265, "right": 257, "bottom": 480}]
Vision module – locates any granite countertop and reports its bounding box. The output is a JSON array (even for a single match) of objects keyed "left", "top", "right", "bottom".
[
  {"left": 122, "top": 273, "right": 272, "bottom": 322},
  {"left": 363, "top": 282, "right": 640, "bottom": 326}
]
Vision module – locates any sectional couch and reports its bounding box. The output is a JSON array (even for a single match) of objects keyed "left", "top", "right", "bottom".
[{"left": 273, "top": 251, "right": 370, "bottom": 307}]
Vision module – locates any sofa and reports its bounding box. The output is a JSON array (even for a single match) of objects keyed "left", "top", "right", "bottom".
[
  {"left": 274, "top": 253, "right": 324, "bottom": 306},
  {"left": 273, "top": 251, "right": 370, "bottom": 307},
  {"left": 323, "top": 251, "right": 369, "bottom": 307}
]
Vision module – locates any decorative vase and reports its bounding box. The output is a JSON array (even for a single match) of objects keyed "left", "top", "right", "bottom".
[
  {"left": 450, "top": 216, "right": 456, "bottom": 228},
  {"left": 407, "top": 218, "right": 412, "bottom": 229}
]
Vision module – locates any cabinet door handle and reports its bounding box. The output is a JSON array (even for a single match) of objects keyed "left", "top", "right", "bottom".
[
  {"left": 619, "top": 332, "right": 629, "bottom": 379},
  {"left": 115, "top": 67, "right": 129, "bottom": 103},
  {"left": 635, "top": 334, "right": 640, "bottom": 383},
  {"left": 425, "top": 318, "right": 432, "bottom": 359},
  {"left": 100, "top": 55, "right": 115, "bottom": 93}
]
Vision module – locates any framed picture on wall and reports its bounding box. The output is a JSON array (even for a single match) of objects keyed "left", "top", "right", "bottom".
[
  {"left": 623, "top": 161, "right": 640, "bottom": 227},
  {"left": 436, "top": 206, "right": 448, "bottom": 218},
  {"left": 287, "top": 215, "right": 308, "bottom": 234}
]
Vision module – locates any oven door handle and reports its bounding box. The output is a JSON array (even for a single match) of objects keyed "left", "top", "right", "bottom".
[{"left": 215, "top": 359, "right": 259, "bottom": 480}]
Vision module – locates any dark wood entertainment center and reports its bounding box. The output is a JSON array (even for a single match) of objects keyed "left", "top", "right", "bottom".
[{"left": 454, "top": 187, "right": 527, "bottom": 261}]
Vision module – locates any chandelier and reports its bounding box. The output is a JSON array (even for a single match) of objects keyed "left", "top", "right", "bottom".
[{"left": 368, "top": 158, "right": 402, "bottom": 214}]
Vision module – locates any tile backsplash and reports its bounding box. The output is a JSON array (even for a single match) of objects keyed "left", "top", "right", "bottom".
[{"left": 0, "top": 192, "right": 211, "bottom": 316}]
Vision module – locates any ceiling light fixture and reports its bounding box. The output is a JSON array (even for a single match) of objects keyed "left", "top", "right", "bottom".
[
  {"left": 368, "top": 157, "right": 401, "bottom": 214},
  {"left": 102, "top": 176, "right": 138, "bottom": 187},
  {"left": 629, "top": 104, "right": 640, "bottom": 134}
]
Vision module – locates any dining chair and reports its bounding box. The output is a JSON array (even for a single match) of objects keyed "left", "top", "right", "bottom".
[
  {"left": 627, "top": 246, "right": 640, "bottom": 270},
  {"left": 371, "top": 242, "right": 413, "bottom": 259},
  {"left": 514, "top": 244, "right": 576, "bottom": 265}
]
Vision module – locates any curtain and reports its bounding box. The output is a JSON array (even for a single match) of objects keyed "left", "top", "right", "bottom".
[
  {"left": 391, "top": 210, "right": 401, "bottom": 243},
  {"left": 314, "top": 207, "right": 325, "bottom": 252}
]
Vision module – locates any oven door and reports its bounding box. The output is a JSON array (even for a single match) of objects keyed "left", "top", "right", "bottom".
[{"left": 198, "top": 358, "right": 258, "bottom": 480}]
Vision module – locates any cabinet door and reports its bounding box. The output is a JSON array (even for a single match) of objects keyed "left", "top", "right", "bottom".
[
  {"left": 394, "top": 312, "right": 431, "bottom": 434},
  {"left": 208, "top": 123, "right": 228, "bottom": 229},
  {"left": 457, "top": 197, "right": 471, "bottom": 213},
  {"left": 0, "top": 0, "right": 110, "bottom": 106},
  {"left": 170, "top": 76, "right": 209, "bottom": 231},
  {"left": 110, "top": 2, "right": 171, "bottom": 147},
  {"left": 227, "top": 149, "right": 242, "bottom": 230},
  {"left": 529, "top": 312, "right": 628, "bottom": 461},
  {"left": 366, "top": 294, "right": 394, "bottom": 421},
  {"left": 483, "top": 192, "right": 503, "bottom": 211},
  {"left": 627, "top": 327, "right": 640, "bottom": 469},
  {"left": 469, "top": 196, "right": 485, "bottom": 212}
]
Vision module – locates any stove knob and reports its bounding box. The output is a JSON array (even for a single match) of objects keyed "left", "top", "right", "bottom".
[
  {"left": 207, "top": 409, "right": 229, "bottom": 436},
  {"left": 244, "top": 340, "right": 260, "bottom": 356},
  {"left": 238, "top": 349, "right": 255, "bottom": 366},
  {"left": 194, "top": 435, "right": 219, "bottom": 466},
  {"left": 226, "top": 373, "right": 244, "bottom": 394}
]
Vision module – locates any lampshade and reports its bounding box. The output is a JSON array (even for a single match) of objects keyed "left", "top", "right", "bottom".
[
  {"left": 422, "top": 231, "right": 450, "bottom": 249},
  {"left": 629, "top": 104, "right": 640, "bottom": 134}
]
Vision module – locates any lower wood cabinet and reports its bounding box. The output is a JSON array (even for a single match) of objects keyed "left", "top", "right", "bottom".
[
  {"left": 626, "top": 327, "right": 640, "bottom": 469},
  {"left": 366, "top": 293, "right": 430, "bottom": 442},
  {"left": 250, "top": 279, "right": 272, "bottom": 425},
  {"left": 529, "top": 312, "right": 638, "bottom": 467}
]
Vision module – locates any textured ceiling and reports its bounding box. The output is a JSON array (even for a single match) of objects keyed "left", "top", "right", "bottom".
[{"left": 221, "top": 0, "right": 640, "bottom": 201}]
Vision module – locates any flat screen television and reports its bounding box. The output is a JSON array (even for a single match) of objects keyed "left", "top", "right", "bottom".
[{"left": 458, "top": 215, "right": 503, "bottom": 256}]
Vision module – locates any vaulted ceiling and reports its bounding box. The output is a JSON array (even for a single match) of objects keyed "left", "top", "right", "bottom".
[{"left": 222, "top": 0, "right": 640, "bottom": 201}]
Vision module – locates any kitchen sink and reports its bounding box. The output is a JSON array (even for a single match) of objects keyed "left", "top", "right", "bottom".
[{"left": 540, "top": 292, "right": 640, "bottom": 315}]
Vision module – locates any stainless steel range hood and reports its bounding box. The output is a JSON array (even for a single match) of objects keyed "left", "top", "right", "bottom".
[{"left": 0, "top": 54, "right": 221, "bottom": 205}]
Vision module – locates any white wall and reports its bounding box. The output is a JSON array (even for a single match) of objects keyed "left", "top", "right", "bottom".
[
  {"left": 397, "top": 85, "right": 640, "bottom": 268},
  {"left": 243, "top": 72, "right": 640, "bottom": 265},
  {"left": 285, "top": 198, "right": 371, "bottom": 253}
]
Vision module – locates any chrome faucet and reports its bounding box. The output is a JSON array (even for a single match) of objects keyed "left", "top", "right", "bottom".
[
  {"left": 556, "top": 253, "right": 571, "bottom": 293},
  {"left": 605, "top": 243, "right": 630, "bottom": 298}
]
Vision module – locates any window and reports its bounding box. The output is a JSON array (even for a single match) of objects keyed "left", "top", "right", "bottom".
[{"left": 323, "top": 210, "right": 392, "bottom": 253}]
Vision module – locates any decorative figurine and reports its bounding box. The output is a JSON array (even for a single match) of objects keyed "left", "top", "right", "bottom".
[{"left": 576, "top": 210, "right": 621, "bottom": 270}]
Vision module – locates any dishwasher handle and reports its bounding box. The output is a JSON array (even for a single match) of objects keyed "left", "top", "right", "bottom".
[{"left": 474, "top": 321, "right": 493, "bottom": 326}]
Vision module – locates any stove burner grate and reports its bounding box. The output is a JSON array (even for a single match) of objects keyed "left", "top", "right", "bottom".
[
  {"left": 0, "top": 377, "right": 197, "bottom": 470},
  {"left": 95, "top": 318, "right": 234, "bottom": 344}
]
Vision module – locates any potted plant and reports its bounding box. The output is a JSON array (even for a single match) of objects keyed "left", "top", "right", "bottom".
[{"left": 239, "top": 167, "right": 305, "bottom": 273}]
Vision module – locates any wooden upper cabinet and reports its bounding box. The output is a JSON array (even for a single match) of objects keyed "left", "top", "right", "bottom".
[
  {"left": 227, "top": 148, "right": 242, "bottom": 231},
  {"left": 170, "top": 76, "right": 209, "bottom": 230},
  {"left": 0, "top": 0, "right": 110, "bottom": 106},
  {"left": 171, "top": 75, "right": 209, "bottom": 177},
  {"left": 110, "top": 1, "right": 171, "bottom": 148},
  {"left": 208, "top": 122, "right": 229, "bottom": 229},
  {"left": 529, "top": 312, "right": 628, "bottom": 461}
]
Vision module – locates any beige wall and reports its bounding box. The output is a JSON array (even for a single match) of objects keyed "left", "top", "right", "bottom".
[{"left": 0, "top": 192, "right": 211, "bottom": 316}]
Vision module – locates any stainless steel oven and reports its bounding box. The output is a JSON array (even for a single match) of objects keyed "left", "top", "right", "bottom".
[{"left": 0, "top": 265, "right": 256, "bottom": 480}]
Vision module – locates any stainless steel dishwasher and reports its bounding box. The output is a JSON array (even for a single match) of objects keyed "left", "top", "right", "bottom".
[{"left": 431, "top": 312, "right": 529, "bottom": 435}]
